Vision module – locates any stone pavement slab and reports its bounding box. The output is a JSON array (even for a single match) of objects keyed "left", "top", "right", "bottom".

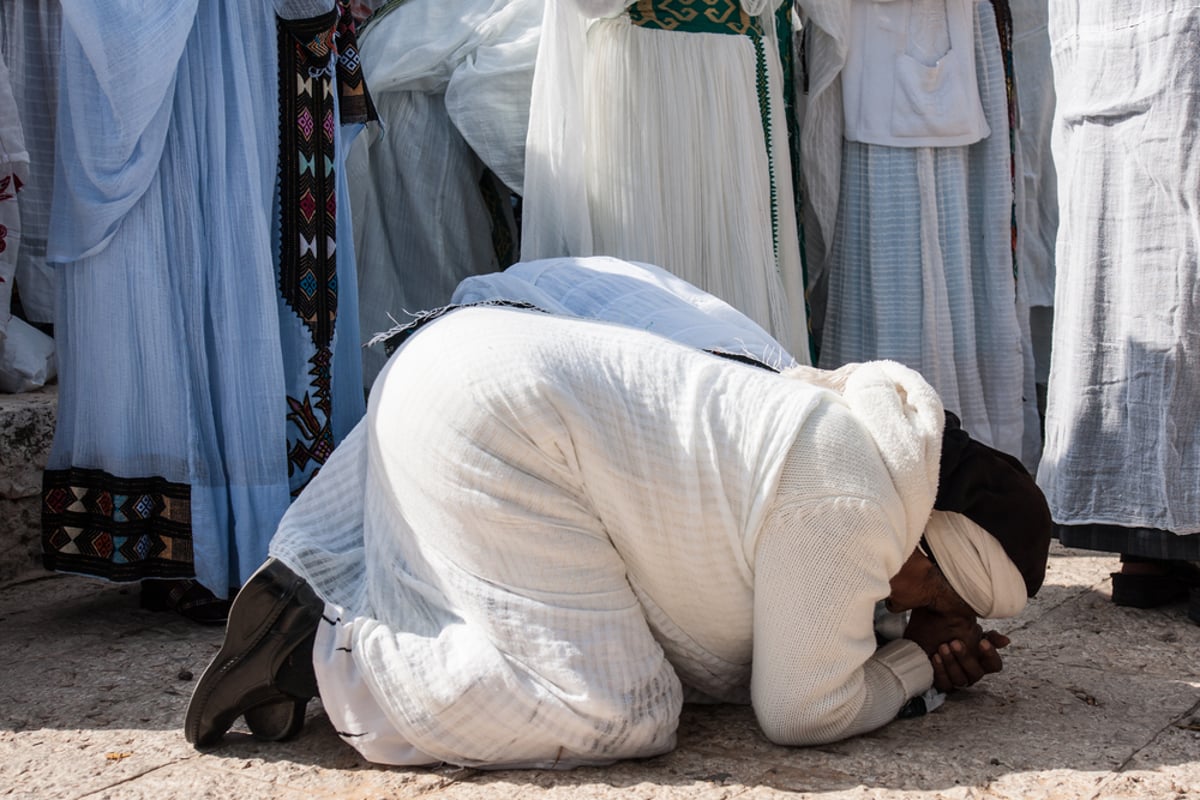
[
  {"left": 1, "top": 543, "right": 1198, "bottom": 800},
  {"left": 0, "top": 386, "right": 56, "bottom": 583}
]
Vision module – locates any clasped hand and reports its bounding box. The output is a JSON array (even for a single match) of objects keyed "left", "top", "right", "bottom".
[{"left": 903, "top": 607, "right": 1009, "bottom": 692}]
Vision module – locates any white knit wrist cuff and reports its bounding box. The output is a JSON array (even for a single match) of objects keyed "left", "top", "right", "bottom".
[{"left": 873, "top": 639, "right": 934, "bottom": 699}]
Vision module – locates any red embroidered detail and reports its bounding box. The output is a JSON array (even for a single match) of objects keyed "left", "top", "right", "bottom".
[
  {"left": 42, "top": 468, "right": 195, "bottom": 581},
  {"left": 322, "top": 108, "right": 336, "bottom": 142},
  {"left": 297, "top": 106, "right": 315, "bottom": 140},
  {"left": 299, "top": 189, "right": 316, "bottom": 223}
]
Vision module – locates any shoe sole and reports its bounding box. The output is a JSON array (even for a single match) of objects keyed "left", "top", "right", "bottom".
[{"left": 184, "top": 559, "right": 307, "bottom": 747}]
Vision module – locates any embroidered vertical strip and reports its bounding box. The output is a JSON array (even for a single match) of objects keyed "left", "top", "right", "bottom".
[
  {"left": 278, "top": 10, "right": 339, "bottom": 349},
  {"left": 751, "top": 33, "right": 779, "bottom": 268},
  {"left": 277, "top": 10, "right": 340, "bottom": 495},
  {"left": 334, "top": 0, "right": 378, "bottom": 124},
  {"left": 775, "top": 6, "right": 816, "bottom": 364}
]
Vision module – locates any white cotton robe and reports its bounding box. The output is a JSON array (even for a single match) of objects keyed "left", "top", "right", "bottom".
[
  {"left": 271, "top": 306, "right": 942, "bottom": 768},
  {"left": 804, "top": 0, "right": 1033, "bottom": 464},
  {"left": 522, "top": 0, "right": 810, "bottom": 360},
  {"left": 1038, "top": 1, "right": 1200, "bottom": 534},
  {"left": 347, "top": 0, "right": 541, "bottom": 386},
  {"left": 451, "top": 255, "right": 800, "bottom": 371}
]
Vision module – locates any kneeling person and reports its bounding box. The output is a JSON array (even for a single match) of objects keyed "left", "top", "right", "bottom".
[{"left": 186, "top": 305, "right": 1050, "bottom": 767}]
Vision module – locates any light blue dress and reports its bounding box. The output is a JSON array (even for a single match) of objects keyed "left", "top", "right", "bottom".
[
  {"left": 42, "top": 0, "right": 366, "bottom": 596},
  {"left": 816, "top": 1, "right": 1036, "bottom": 466}
]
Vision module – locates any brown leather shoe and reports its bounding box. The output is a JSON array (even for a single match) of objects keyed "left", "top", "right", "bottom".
[{"left": 184, "top": 559, "right": 322, "bottom": 747}]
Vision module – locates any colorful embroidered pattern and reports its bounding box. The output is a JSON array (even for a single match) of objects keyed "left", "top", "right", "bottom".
[
  {"left": 42, "top": 468, "right": 194, "bottom": 581},
  {"left": 278, "top": 10, "right": 340, "bottom": 350},
  {"left": 277, "top": 4, "right": 374, "bottom": 497},
  {"left": 335, "top": 0, "right": 378, "bottom": 124},
  {"left": 278, "top": 12, "right": 339, "bottom": 495},
  {"left": 286, "top": 345, "right": 337, "bottom": 497},
  {"left": 628, "top": 0, "right": 761, "bottom": 36}
]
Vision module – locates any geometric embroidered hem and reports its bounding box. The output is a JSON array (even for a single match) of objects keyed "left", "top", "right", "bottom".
[{"left": 42, "top": 467, "right": 194, "bottom": 582}]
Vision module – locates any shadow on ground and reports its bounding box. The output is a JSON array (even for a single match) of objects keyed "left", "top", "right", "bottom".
[{"left": 2, "top": 554, "right": 1199, "bottom": 799}]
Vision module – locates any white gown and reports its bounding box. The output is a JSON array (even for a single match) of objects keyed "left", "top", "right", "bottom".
[
  {"left": 347, "top": 0, "right": 541, "bottom": 387},
  {"left": 1038, "top": 0, "right": 1200, "bottom": 541},
  {"left": 270, "top": 258, "right": 941, "bottom": 767},
  {"left": 522, "top": 0, "right": 811, "bottom": 360},
  {"left": 803, "top": 0, "right": 1034, "bottom": 464}
]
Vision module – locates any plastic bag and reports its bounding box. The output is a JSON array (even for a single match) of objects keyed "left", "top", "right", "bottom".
[{"left": 0, "top": 315, "right": 55, "bottom": 392}]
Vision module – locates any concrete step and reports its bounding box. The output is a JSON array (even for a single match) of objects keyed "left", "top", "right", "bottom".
[{"left": 0, "top": 385, "right": 56, "bottom": 582}]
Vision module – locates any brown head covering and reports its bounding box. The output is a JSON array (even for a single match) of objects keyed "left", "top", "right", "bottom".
[{"left": 934, "top": 411, "right": 1053, "bottom": 597}]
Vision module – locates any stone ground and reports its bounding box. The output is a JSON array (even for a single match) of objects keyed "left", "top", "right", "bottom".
[
  {"left": 2, "top": 388, "right": 1199, "bottom": 799},
  {"left": 2, "top": 542, "right": 1198, "bottom": 800}
]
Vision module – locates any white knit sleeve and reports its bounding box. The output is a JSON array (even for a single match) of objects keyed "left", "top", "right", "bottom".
[{"left": 751, "top": 495, "right": 933, "bottom": 746}]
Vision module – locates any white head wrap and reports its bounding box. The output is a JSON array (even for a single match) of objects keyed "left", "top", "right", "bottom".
[{"left": 923, "top": 511, "right": 1027, "bottom": 619}]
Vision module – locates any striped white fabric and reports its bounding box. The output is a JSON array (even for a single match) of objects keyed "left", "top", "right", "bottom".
[
  {"left": 272, "top": 305, "right": 942, "bottom": 767},
  {"left": 1038, "top": 1, "right": 1200, "bottom": 534},
  {"left": 452, "top": 256, "right": 800, "bottom": 371},
  {"left": 522, "top": 0, "right": 810, "bottom": 360},
  {"left": 0, "top": 0, "right": 59, "bottom": 325},
  {"left": 817, "top": 1, "right": 1032, "bottom": 463}
]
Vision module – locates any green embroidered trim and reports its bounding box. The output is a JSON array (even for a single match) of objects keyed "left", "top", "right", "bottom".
[
  {"left": 628, "top": 0, "right": 762, "bottom": 37},
  {"left": 752, "top": 32, "right": 779, "bottom": 272},
  {"left": 776, "top": 7, "right": 817, "bottom": 363},
  {"left": 631, "top": 1, "right": 805, "bottom": 356}
]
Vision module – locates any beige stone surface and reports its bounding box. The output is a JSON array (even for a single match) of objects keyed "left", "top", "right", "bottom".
[
  {"left": 0, "top": 386, "right": 56, "bottom": 582},
  {"left": 0, "top": 386, "right": 56, "bottom": 497},
  {"left": 1, "top": 543, "right": 1198, "bottom": 800}
]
